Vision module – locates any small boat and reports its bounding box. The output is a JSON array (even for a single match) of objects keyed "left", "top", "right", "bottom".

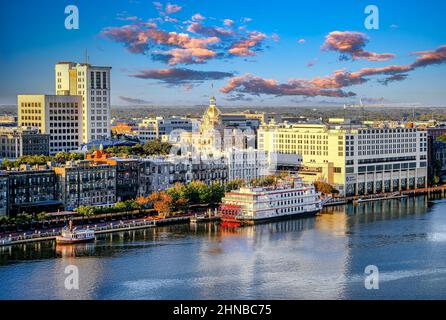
[{"left": 56, "top": 221, "right": 95, "bottom": 244}]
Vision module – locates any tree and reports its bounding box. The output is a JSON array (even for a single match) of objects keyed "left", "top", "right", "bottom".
[
  {"left": 54, "top": 152, "right": 84, "bottom": 164},
  {"left": 142, "top": 139, "right": 172, "bottom": 156},
  {"left": 147, "top": 192, "right": 172, "bottom": 218},
  {"left": 251, "top": 175, "right": 277, "bottom": 187},
  {"left": 208, "top": 183, "right": 225, "bottom": 204},
  {"left": 225, "top": 178, "right": 245, "bottom": 191},
  {"left": 76, "top": 206, "right": 96, "bottom": 217},
  {"left": 166, "top": 183, "right": 188, "bottom": 212},
  {"left": 36, "top": 212, "right": 48, "bottom": 221},
  {"left": 183, "top": 180, "right": 208, "bottom": 205},
  {"left": 314, "top": 181, "right": 339, "bottom": 195},
  {"left": 135, "top": 196, "right": 150, "bottom": 209}
]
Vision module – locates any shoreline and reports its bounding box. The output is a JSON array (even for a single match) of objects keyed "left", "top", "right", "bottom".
[{"left": 2, "top": 188, "right": 445, "bottom": 247}]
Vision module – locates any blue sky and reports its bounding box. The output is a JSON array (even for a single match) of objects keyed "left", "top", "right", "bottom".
[{"left": 0, "top": 0, "right": 445, "bottom": 106}]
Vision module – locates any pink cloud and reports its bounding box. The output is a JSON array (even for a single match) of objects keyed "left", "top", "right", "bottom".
[
  {"left": 321, "top": 31, "right": 395, "bottom": 61},
  {"left": 223, "top": 19, "right": 234, "bottom": 27},
  {"left": 166, "top": 3, "right": 182, "bottom": 14},
  {"left": 192, "top": 13, "right": 205, "bottom": 21},
  {"left": 298, "top": 38, "right": 306, "bottom": 44},
  {"left": 220, "top": 44, "right": 446, "bottom": 98},
  {"left": 229, "top": 31, "right": 267, "bottom": 57}
]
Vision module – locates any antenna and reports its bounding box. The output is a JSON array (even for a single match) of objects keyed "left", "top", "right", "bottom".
[
  {"left": 359, "top": 98, "right": 365, "bottom": 124},
  {"left": 84, "top": 48, "right": 89, "bottom": 64}
]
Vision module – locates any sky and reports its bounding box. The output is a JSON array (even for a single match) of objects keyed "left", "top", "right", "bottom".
[{"left": 0, "top": 0, "right": 445, "bottom": 107}]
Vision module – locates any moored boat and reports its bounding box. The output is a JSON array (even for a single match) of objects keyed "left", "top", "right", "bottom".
[
  {"left": 56, "top": 221, "right": 95, "bottom": 244},
  {"left": 220, "top": 176, "right": 322, "bottom": 225}
]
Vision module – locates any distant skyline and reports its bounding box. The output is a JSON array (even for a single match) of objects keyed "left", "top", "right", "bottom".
[{"left": 1, "top": 0, "right": 445, "bottom": 107}]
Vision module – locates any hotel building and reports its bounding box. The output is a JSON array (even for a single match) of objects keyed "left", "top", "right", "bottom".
[
  {"left": 55, "top": 62, "right": 111, "bottom": 143},
  {"left": 258, "top": 121, "right": 428, "bottom": 196},
  {"left": 17, "top": 95, "right": 82, "bottom": 155}
]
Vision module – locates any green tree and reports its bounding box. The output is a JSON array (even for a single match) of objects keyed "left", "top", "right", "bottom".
[
  {"left": 225, "top": 178, "right": 245, "bottom": 191},
  {"left": 166, "top": 183, "right": 188, "bottom": 212},
  {"left": 208, "top": 183, "right": 225, "bottom": 204},
  {"left": 76, "top": 206, "right": 97, "bottom": 217},
  {"left": 313, "top": 181, "right": 339, "bottom": 195}
]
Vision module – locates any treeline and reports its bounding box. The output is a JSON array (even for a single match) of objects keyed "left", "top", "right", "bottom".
[
  {"left": 0, "top": 152, "right": 84, "bottom": 170},
  {"left": 105, "top": 139, "right": 172, "bottom": 157}
]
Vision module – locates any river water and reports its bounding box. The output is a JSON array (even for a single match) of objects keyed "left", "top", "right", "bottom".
[{"left": 1, "top": 196, "right": 446, "bottom": 300}]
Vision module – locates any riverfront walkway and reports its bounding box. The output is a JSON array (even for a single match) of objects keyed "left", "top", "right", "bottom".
[{"left": 0, "top": 216, "right": 191, "bottom": 247}]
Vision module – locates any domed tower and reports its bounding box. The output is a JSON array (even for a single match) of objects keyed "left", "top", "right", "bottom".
[
  {"left": 198, "top": 96, "right": 225, "bottom": 154},
  {"left": 201, "top": 96, "right": 222, "bottom": 129}
]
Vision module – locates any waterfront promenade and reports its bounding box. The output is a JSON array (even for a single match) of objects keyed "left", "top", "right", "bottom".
[
  {"left": 0, "top": 216, "right": 189, "bottom": 247},
  {"left": 2, "top": 185, "right": 446, "bottom": 247}
]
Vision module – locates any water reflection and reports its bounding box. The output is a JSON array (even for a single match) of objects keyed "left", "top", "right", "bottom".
[{"left": 1, "top": 196, "right": 446, "bottom": 299}]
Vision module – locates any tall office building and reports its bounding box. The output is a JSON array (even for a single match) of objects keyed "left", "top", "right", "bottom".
[
  {"left": 55, "top": 62, "right": 112, "bottom": 143},
  {"left": 17, "top": 95, "right": 82, "bottom": 155}
]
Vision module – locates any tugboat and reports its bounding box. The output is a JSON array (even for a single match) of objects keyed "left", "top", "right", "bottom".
[{"left": 56, "top": 220, "right": 95, "bottom": 244}]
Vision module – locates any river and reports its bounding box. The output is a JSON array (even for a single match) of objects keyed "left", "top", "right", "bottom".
[{"left": 1, "top": 196, "right": 446, "bottom": 300}]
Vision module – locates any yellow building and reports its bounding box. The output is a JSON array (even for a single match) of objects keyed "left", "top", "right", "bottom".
[
  {"left": 17, "top": 94, "right": 83, "bottom": 155},
  {"left": 258, "top": 122, "right": 346, "bottom": 188},
  {"left": 258, "top": 122, "right": 428, "bottom": 196}
]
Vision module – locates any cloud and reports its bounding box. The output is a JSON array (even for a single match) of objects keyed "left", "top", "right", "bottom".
[
  {"left": 307, "top": 58, "right": 318, "bottom": 67},
  {"left": 187, "top": 22, "right": 235, "bottom": 38},
  {"left": 102, "top": 25, "right": 221, "bottom": 64},
  {"left": 411, "top": 45, "right": 446, "bottom": 68},
  {"left": 229, "top": 31, "right": 267, "bottom": 57},
  {"left": 119, "top": 96, "right": 151, "bottom": 104},
  {"left": 298, "top": 38, "right": 306, "bottom": 44},
  {"left": 116, "top": 13, "right": 139, "bottom": 21},
  {"left": 223, "top": 19, "right": 234, "bottom": 27},
  {"left": 378, "top": 74, "right": 409, "bottom": 85},
  {"left": 102, "top": 7, "right": 275, "bottom": 65},
  {"left": 102, "top": 24, "right": 149, "bottom": 54},
  {"left": 130, "top": 68, "right": 234, "bottom": 86},
  {"left": 192, "top": 13, "right": 205, "bottom": 21},
  {"left": 219, "top": 44, "right": 446, "bottom": 98},
  {"left": 241, "top": 17, "right": 252, "bottom": 23},
  {"left": 166, "top": 3, "right": 182, "bottom": 14},
  {"left": 220, "top": 73, "right": 357, "bottom": 98},
  {"left": 153, "top": 2, "right": 182, "bottom": 16},
  {"left": 321, "top": 31, "right": 395, "bottom": 61}
]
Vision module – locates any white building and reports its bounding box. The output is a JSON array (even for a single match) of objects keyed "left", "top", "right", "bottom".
[
  {"left": 344, "top": 125, "right": 428, "bottom": 196},
  {"left": 17, "top": 94, "right": 83, "bottom": 155},
  {"left": 55, "top": 62, "right": 111, "bottom": 143},
  {"left": 225, "top": 148, "right": 270, "bottom": 182},
  {"left": 137, "top": 116, "right": 193, "bottom": 143}
]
